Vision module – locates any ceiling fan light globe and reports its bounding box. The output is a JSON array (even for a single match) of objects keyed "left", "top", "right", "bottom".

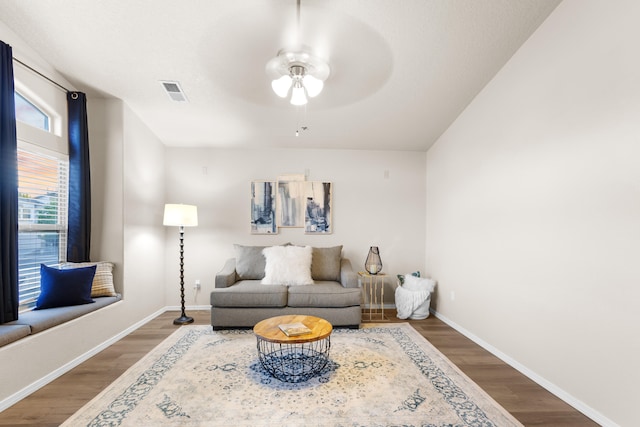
[
  {"left": 290, "top": 85, "right": 308, "bottom": 105},
  {"left": 271, "top": 75, "right": 292, "bottom": 97},
  {"left": 303, "top": 74, "right": 323, "bottom": 97}
]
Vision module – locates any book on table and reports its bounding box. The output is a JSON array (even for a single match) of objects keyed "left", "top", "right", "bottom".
[{"left": 278, "top": 322, "right": 312, "bottom": 337}]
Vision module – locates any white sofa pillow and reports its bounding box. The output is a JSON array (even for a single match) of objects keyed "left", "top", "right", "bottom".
[{"left": 261, "top": 245, "right": 314, "bottom": 286}]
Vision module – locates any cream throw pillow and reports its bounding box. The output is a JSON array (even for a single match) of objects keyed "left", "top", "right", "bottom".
[
  {"left": 60, "top": 261, "right": 117, "bottom": 297},
  {"left": 261, "top": 246, "right": 314, "bottom": 286}
]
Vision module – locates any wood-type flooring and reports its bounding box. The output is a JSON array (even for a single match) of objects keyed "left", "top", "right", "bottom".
[{"left": 0, "top": 310, "right": 599, "bottom": 426}]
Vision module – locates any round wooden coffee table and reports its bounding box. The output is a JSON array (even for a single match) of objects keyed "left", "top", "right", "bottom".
[{"left": 253, "top": 315, "right": 333, "bottom": 383}]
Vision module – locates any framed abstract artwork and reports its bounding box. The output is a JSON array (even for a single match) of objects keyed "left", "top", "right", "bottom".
[
  {"left": 250, "top": 181, "right": 277, "bottom": 234},
  {"left": 304, "top": 181, "right": 332, "bottom": 234},
  {"left": 277, "top": 180, "right": 305, "bottom": 228}
]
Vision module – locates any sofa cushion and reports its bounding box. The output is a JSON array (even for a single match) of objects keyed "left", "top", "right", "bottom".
[
  {"left": 287, "top": 282, "right": 361, "bottom": 308},
  {"left": 210, "top": 281, "right": 288, "bottom": 308},
  {"left": 60, "top": 261, "right": 117, "bottom": 297},
  {"left": 262, "top": 245, "right": 313, "bottom": 286},
  {"left": 234, "top": 244, "right": 268, "bottom": 280},
  {"left": 35, "top": 264, "right": 96, "bottom": 310},
  {"left": 311, "top": 245, "right": 342, "bottom": 281}
]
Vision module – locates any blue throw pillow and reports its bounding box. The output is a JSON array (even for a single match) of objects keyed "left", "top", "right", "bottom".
[{"left": 35, "top": 264, "right": 97, "bottom": 310}]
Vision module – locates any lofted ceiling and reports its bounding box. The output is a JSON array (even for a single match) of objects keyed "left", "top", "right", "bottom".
[{"left": 0, "top": 0, "right": 561, "bottom": 151}]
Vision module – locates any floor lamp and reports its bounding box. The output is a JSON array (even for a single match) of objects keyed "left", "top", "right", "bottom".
[{"left": 163, "top": 203, "right": 198, "bottom": 325}]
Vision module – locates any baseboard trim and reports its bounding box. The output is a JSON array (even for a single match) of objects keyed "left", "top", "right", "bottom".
[
  {"left": 165, "top": 305, "right": 212, "bottom": 312},
  {"left": 431, "top": 309, "right": 619, "bottom": 427},
  {"left": 0, "top": 307, "right": 166, "bottom": 412}
]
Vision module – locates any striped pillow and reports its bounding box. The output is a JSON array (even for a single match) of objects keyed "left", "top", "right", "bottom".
[{"left": 60, "top": 261, "right": 117, "bottom": 297}]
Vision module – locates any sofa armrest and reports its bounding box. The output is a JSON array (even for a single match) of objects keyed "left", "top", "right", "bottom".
[
  {"left": 340, "top": 258, "right": 359, "bottom": 288},
  {"left": 215, "top": 258, "right": 238, "bottom": 288}
]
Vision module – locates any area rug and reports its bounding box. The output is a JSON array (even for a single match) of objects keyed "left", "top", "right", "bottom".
[{"left": 62, "top": 324, "right": 523, "bottom": 427}]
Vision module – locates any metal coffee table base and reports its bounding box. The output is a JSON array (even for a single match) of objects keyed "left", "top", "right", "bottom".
[{"left": 256, "top": 336, "right": 331, "bottom": 383}]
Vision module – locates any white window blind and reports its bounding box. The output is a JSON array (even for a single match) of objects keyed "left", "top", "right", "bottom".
[{"left": 17, "top": 148, "right": 69, "bottom": 311}]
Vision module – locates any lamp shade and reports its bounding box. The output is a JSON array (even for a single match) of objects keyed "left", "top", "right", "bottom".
[{"left": 163, "top": 204, "right": 198, "bottom": 227}]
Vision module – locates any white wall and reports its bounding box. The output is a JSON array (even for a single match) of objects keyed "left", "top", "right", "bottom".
[
  {"left": 88, "top": 99, "right": 124, "bottom": 285},
  {"left": 86, "top": 98, "right": 167, "bottom": 312},
  {"left": 121, "top": 103, "right": 167, "bottom": 313},
  {"left": 164, "top": 148, "right": 427, "bottom": 307},
  {"left": 425, "top": 1, "right": 640, "bottom": 426}
]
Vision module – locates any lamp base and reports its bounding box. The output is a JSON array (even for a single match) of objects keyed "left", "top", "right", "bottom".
[{"left": 173, "top": 315, "right": 194, "bottom": 325}]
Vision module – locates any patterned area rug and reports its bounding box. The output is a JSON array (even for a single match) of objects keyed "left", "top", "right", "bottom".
[{"left": 62, "top": 324, "right": 522, "bottom": 427}]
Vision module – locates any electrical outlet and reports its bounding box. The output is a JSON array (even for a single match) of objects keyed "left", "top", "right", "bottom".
[
  {"left": 194, "top": 279, "right": 201, "bottom": 290},
  {"left": 450, "top": 290, "right": 456, "bottom": 301}
]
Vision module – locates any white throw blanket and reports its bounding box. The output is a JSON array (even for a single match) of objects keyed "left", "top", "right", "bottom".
[
  {"left": 395, "top": 275, "right": 436, "bottom": 320},
  {"left": 395, "top": 287, "right": 431, "bottom": 319}
]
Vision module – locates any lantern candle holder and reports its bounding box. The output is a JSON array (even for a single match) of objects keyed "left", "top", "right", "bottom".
[{"left": 365, "top": 246, "right": 382, "bottom": 275}]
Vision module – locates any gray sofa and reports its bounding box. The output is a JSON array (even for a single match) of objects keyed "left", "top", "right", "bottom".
[{"left": 210, "top": 245, "right": 362, "bottom": 329}]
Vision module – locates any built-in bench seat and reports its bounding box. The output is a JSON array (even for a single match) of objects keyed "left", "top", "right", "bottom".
[
  {"left": 0, "top": 324, "right": 31, "bottom": 347},
  {"left": 0, "top": 295, "right": 121, "bottom": 347}
]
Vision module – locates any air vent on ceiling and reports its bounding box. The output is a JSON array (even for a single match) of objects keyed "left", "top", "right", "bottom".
[{"left": 160, "top": 80, "right": 188, "bottom": 102}]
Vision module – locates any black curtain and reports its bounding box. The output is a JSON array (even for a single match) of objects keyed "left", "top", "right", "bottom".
[
  {"left": 0, "top": 40, "right": 19, "bottom": 323},
  {"left": 66, "top": 92, "right": 91, "bottom": 262}
]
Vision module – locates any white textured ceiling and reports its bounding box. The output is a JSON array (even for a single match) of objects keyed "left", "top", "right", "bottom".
[{"left": 0, "top": 0, "right": 561, "bottom": 151}]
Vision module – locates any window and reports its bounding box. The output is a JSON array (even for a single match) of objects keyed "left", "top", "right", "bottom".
[
  {"left": 15, "top": 91, "right": 50, "bottom": 131},
  {"left": 14, "top": 86, "right": 68, "bottom": 311},
  {"left": 17, "top": 149, "right": 69, "bottom": 310}
]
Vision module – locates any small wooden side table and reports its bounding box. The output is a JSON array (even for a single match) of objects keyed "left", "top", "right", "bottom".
[{"left": 358, "top": 271, "right": 388, "bottom": 321}]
